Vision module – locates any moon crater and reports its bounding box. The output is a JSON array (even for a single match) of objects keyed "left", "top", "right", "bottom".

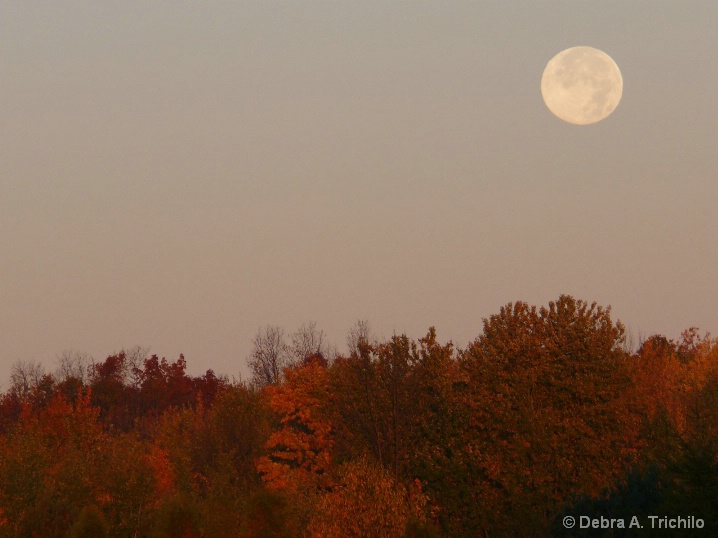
[{"left": 541, "top": 46, "right": 623, "bottom": 125}]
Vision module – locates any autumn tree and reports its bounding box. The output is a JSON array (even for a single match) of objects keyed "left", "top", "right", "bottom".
[
  {"left": 331, "top": 328, "right": 459, "bottom": 477},
  {"left": 329, "top": 339, "right": 383, "bottom": 468},
  {"left": 458, "top": 295, "right": 640, "bottom": 536},
  {"left": 133, "top": 354, "right": 195, "bottom": 417},
  {"left": 651, "top": 338, "right": 718, "bottom": 531},
  {"left": 96, "top": 432, "right": 162, "bottom": 536},
  {"left": 153, "top": 382, "right": 270, "bottom": 537},
  {"left": 0, "top": 389, "right": 172, "bottom": 538},
  {"left": 2, "top": 311, "right": 715, "bottom": 536},
  {"left": 630, "top": 330, "right": 717, "bottom": 473},
  {"left": 0, "top": 390, "right": 23, "bottom": 435},
  {"left": 193, "top": 369, "right": 226, "bottom": 407},
  {"left": 330, "top": 328, "right": 477, "bottom": 535},
  {"left": 375, "top": 335, "right": 415, "bottom": 480},
  {"left": 256, "top": 355, "right": 335, "bottom": 493},
  {"left": 306, "top": 456, "right": 429, "bottom": 538},
  {"left": 0, "top": 392, "right": 106, "bottom": 537},
  {"left": 399, "top": 329, "right": 473, "bottom": 537},
  {"left": 89, "top": 352, "right": 135, "bottom": 429},
  {"left": 329, "top": 333, "right": 416, "bottom": 479}
]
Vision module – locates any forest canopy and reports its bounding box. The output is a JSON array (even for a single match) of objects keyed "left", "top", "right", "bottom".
[{"left": 1, "top": 295, "right": 716, "bottom": 537}]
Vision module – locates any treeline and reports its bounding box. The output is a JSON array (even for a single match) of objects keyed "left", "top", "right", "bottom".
[{"left": 0, "top": 295, "right": 717, "bottom": 537}]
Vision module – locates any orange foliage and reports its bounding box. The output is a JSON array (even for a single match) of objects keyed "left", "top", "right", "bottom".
[
  {"left": 307, "top": 456, "right": 428, "bottom": 538},
  {"left": 256, "top": 357, "right": 334, "bottom": 492},
  {"left": 0, "top": 310, "right": 715, "bottom": 537},
  {"left": 459, "top": 296, "right": 641, "bottom": 531},
  {"left": 631, "top": 332, "right": 718, "bottom": 435}
]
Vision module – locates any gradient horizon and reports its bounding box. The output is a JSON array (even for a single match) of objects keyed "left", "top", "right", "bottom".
[{"left": 1, "top": 1, "right": 716, "bottom": 384}]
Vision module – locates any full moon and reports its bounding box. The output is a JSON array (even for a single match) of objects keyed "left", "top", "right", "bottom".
[{"left": 541, "top": 46, "right": 623, "bottom": 125}]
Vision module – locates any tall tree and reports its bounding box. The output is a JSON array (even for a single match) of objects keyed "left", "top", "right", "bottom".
[
  {"left": 459, "top": 295, "right": 640, "bottom": 535},
  {"left": 653, "top": 339, "right": 718, "bottom": 532},
  {"left": 55, "top": 351, "right": 91, "bottom": 386},
  {"left": 331, "top": 329, "right": 456, "bottom": 485},
  {"left": 9, "top": 360, "right": 46, "bottom": 399},
  {"left": 0, "top": 392, "right": 105, "bottom": 537},
  {"left": 89, "top": 352, "right": 134, "bottom": 429},
  {"left": 345, "top": 320, "right": 372, "bottom": 357},
  {"left": 133, "top": 354, "right": 194, "bottom": 416},
  {"left": 247, "top": 326, "right": 292, "bottom": 387},
  {"left": 256, "top": 356, "right": 334, "bottom": 493},
  {"left": 290, "top": 322, "right": 330, "bottom": 364}
]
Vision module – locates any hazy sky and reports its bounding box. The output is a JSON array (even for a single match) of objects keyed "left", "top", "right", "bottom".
[{"left": 1, "top": 1, "right": 716, "bottom": 384}]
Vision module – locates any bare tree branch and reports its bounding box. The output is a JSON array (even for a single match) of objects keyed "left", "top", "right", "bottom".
[
  {"left": 347, "top": 320, "right": 372, "bottom": 358},
  {"left": 10, "top": 359, "right": 46, "bottom": 397},
  {"left": 247, "top": 326, "right": 291, "bottom": 387},
  {"left": 55, "top": 350, "right": 92, "bottom": 384},
  {"left": 291, "top": 321, "right": 327, "bottom": 364}
]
